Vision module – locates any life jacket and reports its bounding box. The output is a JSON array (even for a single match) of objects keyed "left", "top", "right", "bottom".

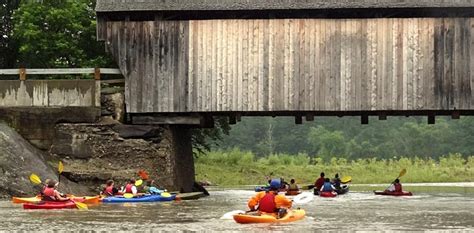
[
  {"left": 104, "top": 186, "right": 114, "bottom": 196},
  {"left": 288, "top": 183, "right": 298, "bottom": 191},
  {"left": 258, "top": 192, "right": 277, "bottom": 213},
  {"left": 315, "top": 177, "right": 325, "bottom": 190},
  {"left": 394, "top": 183, "right": 402, "bottom": 192},
  {"left": 42, "top": 187, "right": 56, "bottom": 201},
  {"left": 125, "top": 184, "right": 134, "bottom": 193},
  {"left": 322, "top": 182, "right": 333, "bottom": 192}
]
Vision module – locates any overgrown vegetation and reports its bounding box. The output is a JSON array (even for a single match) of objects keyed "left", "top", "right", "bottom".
[{"left": 196, "top": 149, "right": 474, "bottom": 186}]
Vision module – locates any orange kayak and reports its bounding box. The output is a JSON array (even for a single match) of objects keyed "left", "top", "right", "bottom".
[
  {"left": 285, "top": 190, "right": 301, "bottom": 196},
  {"left": 12, "top": 195, "right": 101, "bottom": 204},
  {"left": 233, "top": 209, "right": 306, "bottom": 224}
]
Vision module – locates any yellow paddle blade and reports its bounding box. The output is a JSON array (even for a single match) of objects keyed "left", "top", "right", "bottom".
[
  {"left": 135, "top": 179, "right": 143, "bottom": 186},
  {"left": 341, "top": 176, "right": 352, "bottom": 183},
  {"left": 123, "top": 193, "right": 134, "bottom": 199},
  {"left": 29, "top": 174, "right": 42, "bottom": 185},
  {"left": 58, "top": 161, "right": 64, "bottom": 174},
  {"left": 399, "top": 168, "right": 407, "bottom": 178},
  {"left": 161, "top": 192, "right": 171, "bottom": 198},
  {"left": 74, "top": 202, "right": 88, "bottom": 210}
]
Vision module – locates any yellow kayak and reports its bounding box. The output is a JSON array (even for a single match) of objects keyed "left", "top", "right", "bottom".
[
  {"left": 12, "top": 195, "right": 101, "bottom": 204},
  {"left": 233, "top": 209, "right": 306, "bottom": 224}
]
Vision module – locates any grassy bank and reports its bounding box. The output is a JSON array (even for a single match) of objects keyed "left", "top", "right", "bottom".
[{"left": 195, "top": 150, "right": 474, "bottom": 186}]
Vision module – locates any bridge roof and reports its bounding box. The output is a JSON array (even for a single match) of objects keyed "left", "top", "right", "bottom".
[{"left": 96, "top": 0, "right": 474, "bottom": 12}]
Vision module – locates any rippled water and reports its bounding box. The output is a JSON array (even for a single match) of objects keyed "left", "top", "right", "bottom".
[{"left": 1, "top": 185, "right": 473, "bottom": 232}]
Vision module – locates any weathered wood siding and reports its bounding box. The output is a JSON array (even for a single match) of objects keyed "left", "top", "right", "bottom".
[{"left": 104, "top": 18, "right": 474, "bottom": 113}]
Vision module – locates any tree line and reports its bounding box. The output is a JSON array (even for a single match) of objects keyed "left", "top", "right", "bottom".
[{"left": 213, "top": 116, "right": 474, "bottom": 161}]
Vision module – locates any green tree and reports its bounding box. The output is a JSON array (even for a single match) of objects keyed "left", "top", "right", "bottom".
[
  {"left": 12, "top": 0, "right": 112, "bottom": 68},
  {"left": 0, "top": 0, "right": 20, "bottom": 68}
]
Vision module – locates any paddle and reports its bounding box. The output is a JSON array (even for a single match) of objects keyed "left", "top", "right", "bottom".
[
  {"left": 58, "top": 161, "right": 64, "bottom": 185},
  {"left": 28, "top": 173, "right": 88, "bottom": 210},
  {"left": 384, "top": 168, "right": 407, "bottom": 190},
  {"left": 341, "top": 176, "right": 352, "bottom": 184},
  {"left": 220, "top": 192, "right": 314, "bottom": 220},
  {"left": 30, "top": 173, "right": 42, "bottom": 185},
  {"left": 135, "top": 179, "right": 143, "bottom": 186}
]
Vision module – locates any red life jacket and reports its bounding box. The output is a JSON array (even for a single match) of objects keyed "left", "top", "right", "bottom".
[
  {"left": 315, "top": 177, "right": 325, "bottom": 190},
  {"left": 125, "top": 184, "right": 134, "bottom": 193},
  {"left": 42, "top": 187, "right": 56, "bottom": 201},
  {"left": 104, "top": 186, "right": 114, "bottom": 196},
  {"left": 258, "top": 192, "right": 276, "bottom": 213},
  {"left": 394, "top": 183, "right": 402, "bottom": 192}
]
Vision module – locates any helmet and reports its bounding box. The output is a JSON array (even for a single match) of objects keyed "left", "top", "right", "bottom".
[{"left": 269, "top": 179, "right": 281, "bottom": 190}]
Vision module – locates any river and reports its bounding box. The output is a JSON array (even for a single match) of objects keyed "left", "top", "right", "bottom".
[{"left": 1, "top": 184, "right": 473, "bottom": 232}]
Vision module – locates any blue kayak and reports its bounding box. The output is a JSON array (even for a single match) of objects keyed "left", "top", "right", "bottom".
[
  {"left": 102, "top": 194, "right": 176, "bottom": 203},
  {"left": 254, "top": 186, "right": 270, "bottom": 192}
]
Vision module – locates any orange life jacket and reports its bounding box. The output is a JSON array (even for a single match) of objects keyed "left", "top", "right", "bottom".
[{"left": 258, "top": 192, "right": 277, "bottom": 213}]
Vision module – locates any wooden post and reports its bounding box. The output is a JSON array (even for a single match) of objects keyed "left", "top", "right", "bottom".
[
  {"left": 361, "top": 115, "right": 369, "bottom": 125},
  {"left": 19, "top": 68, "right": 26, "bottom": 81},
  {"left": 236, "top": 113, "right": 242, "bottom": 122},
  {"left": 451, "top": 111, "right": 460, "bottom": 119},
  {"left": 378, "top": 113, "right": 387, "bottom": 120},
  {"left": 305, "top": 114, "right": 315, "bottom": 122},
  {"left": 428, "top": 115, "right": 435, "bottom": 124},
  {"left": 229, "top": 115, "right": 237, "bottom": 125},
  {"left": 94, "top": 68, "right": 101, "bottom": 80},
  {"left": 295, "top": 115, "right": 303, "bottom": 125}
]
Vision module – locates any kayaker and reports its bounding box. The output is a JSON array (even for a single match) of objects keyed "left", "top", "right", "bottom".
[
  {"left": 288, "top": 179, "right": 299, "bottom": 192},
  {"left": 280, "top": 178, "right": 289, "bottom": 190},
  {"left": 42, "top": 180, "right": 69, "bottom": 201},
  {"left": 314, "top": 172, "right": 325, "bottom": 195},
  {"left": 332, "top": 173, "right": 342, "bottom": 190},
  {"left": 124, "top": 178, "right": 138, "bottom": 195},
  {"left": 101, "top": 180, "right": 123, "bottom": 196},
  {"left": 320, "top": 178, "right": 336, "bottom": 193},
  {"left": 386, "top": 179, "right": 403, "bottom": 193},
  {"left": 143, "top": 180, "right": 163, "bottom": 195},
  {"left": 248, "top": 179, "right": 292, "bottom": 218}
]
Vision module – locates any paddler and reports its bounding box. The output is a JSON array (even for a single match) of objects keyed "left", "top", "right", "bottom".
[
  {"left": 385, "top": 179, "right": 403, "bottom": 193},
  {"left": 101, "top": 180, "right": 123, "bottom": 196},
  {"left": 248, "top": 179, "right": 292, "bottom": 218},
  {"left": 123, "top": 178, "right": 138, "bottom": 195},
  {"left": 143, "top": 180, "right": 164, "bottom": 194},
  {"left": 332, "top": 173, "right": 342, "bottom": 190},
  {"left": 288, "top": 179, "right": 299, "bottom": 192},
  {"left": 41, "top": 180, "right": 70, "bottom": 201},
  {"left": 320, "top": 178, "right": 336, "bottom": 193},
  {"left": 314, "top": 172, "right": 325, "bottom": 195}
]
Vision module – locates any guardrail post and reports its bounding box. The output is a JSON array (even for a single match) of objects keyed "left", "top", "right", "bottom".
[
  {"left": 94, "top": 68, "right": 101, "bottom": 80},
  {"left": 19, "top": 68, "right": 26, "bottom": 80}
]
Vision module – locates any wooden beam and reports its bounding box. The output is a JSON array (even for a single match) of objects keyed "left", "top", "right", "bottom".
[
  {"left": 200, "top": 115, "right": 215, "bottom": 128},
  {"left": 94, "top": 68, "right": 101, "bottom": 80},
  {"left": 229, "top": 115, "right": 237, "bottom": 125},
  {"left": 19, "top": 68, "right": 26, "bottom": 81},
  {"left": 132, "top": 115, "right": 201, "bottom": 125},
  {"left": 295, "top": 115, "right": 303, "bottom": 124},
  {"left": 361, "top": 115, "right": 369, "bottom": 124},
  {"left": 451, "top": 111, "right": 460, "bottom": 119},
  {"left": 428, "top": 115, "right": 435, "bottom": 124},
  {"left": 0, "top": 68, "right": 121, "bottom": 75}
]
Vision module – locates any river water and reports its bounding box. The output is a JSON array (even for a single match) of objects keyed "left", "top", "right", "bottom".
[{"left": 1, "top": 184, "right": 473, "bottom": 232}]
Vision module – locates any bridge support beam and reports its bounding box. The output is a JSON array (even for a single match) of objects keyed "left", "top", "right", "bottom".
[{"left": 168, "top": 125, "right": 195, "bottom": 193}]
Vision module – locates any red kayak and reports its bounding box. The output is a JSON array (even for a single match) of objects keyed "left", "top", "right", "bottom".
[
  {"left": 319, "top": 191, "right": 337, "bottom": 198},
  {"left": 23, "top": 200, "right": 79, "bottom": 210},
  {"left": 374, "top": 191, "right": 413, "bottom": 196}
]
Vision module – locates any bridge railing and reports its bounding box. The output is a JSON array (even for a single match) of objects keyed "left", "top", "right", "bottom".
[{"left": 0, "top": 68, "right": 122, "bottom": 80}]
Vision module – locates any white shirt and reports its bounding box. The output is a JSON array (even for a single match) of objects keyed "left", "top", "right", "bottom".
[{"left": 387, "top": 184, "right": 396, "bottom": 192}]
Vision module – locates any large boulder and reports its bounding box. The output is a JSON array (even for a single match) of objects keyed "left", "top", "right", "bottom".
[{"left": 0, "top": 123, "right": 88, "bottom": 198}]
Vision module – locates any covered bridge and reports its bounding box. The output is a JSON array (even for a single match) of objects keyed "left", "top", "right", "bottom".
[{"left": 96, "top": 0, "right": 474, "bottom": 125}]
